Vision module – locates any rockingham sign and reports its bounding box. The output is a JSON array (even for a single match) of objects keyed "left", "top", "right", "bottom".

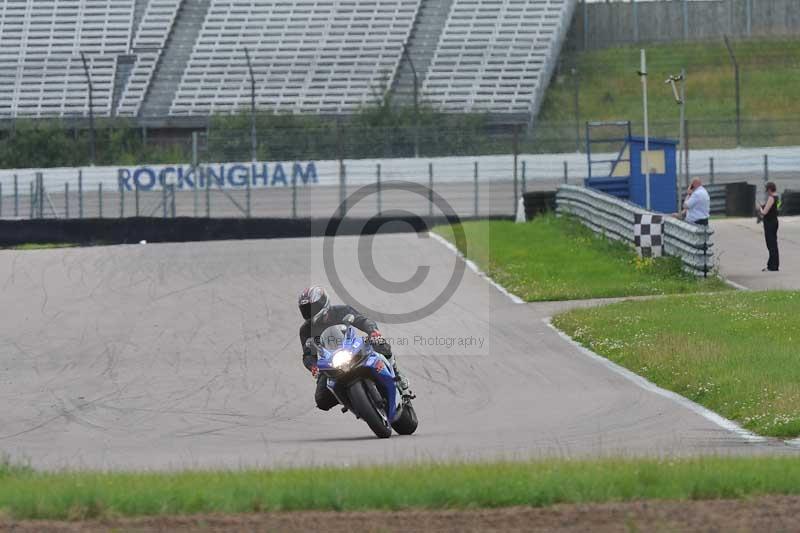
[
  {"left": 0, "top": 155, "right": 522, "bottom": 192},
  {"left": 1, "top": 145, "right": 795, "bottom": 193},
  {"left": 117, "top": 161, "right": 319, "bottom": 191}
]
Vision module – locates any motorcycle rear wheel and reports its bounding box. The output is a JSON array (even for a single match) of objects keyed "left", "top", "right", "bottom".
[{"left": 349, "top": 380, "right": 392, "bottom": 438}]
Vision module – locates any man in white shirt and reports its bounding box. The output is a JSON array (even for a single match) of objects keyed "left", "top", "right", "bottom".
[{"left": 681, "top": 178, "right": 711, "bottom": 226}]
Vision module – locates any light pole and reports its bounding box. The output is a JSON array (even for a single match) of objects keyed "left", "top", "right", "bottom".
[
  {"left": 80, "top": 52, "right": 96, "bottom": 165},
  {"left": 244, "top": 47, "right": 257, "bottom": 161},
  {"left": 638, "top": 49, "right": 651, "bottom": 211},
  {"left": 666, "top": 70, "right": 686, "bottom": 210},
  {"left": 403, "top": 44, "right": 419, "bottom": 158},
  {"left": 572, "top": 67, "right": 580, "bottom": 152},
  {"left": 723, "top": 35, "right": 741, "bottom": 147}
]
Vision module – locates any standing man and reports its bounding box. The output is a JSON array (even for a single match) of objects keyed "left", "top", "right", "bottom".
[
  {"left": 757, "top": 182, "right": 780, "bottom": 272},
  {"left": 681, "top": 178, "right": 711, "bottom": 226}
]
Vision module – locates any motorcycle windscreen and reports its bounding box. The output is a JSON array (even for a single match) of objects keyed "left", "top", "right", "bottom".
[{"left": 319, "top": 325, "right": 347, "bottom": 350}]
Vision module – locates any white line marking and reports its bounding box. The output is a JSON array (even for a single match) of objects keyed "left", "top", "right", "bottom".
[
  {"left": 428, "top": 232, "right": 524, "bottom": 304},
  {"left": 723, "top": 277, "right": 751, "bottom": 291},
  {"left": 544, "top": 317, "right": 769, "bottom": 444}
]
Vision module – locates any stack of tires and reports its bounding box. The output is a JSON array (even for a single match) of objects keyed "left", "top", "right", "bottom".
[
  {"left": 724, "top": 182, "right": 756, "bottom": 217},
  {"left": 522, "top": 191, "right": 556, "bottom": 221},
  {"left": 780, "top": 190, "right": 800, "bottom": 216}
]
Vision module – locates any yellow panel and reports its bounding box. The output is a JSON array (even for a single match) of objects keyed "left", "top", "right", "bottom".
[
  {"left": 640, "top": 150, "right": 665, "bottom": 174},
  {"left": 612, "top": 146, "right": 630, "bottom": 177}
]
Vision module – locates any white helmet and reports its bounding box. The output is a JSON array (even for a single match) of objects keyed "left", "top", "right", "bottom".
[{"left": 298, "top": 286, "right": 330, "bottom": 322}]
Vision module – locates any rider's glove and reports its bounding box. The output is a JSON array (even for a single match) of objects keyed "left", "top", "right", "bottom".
[
  {"left": 369, "top": 330, "right": 386, "bottom": 346},
  {"left": 310, "top": 365, "right": 319, "bottom": 378}
]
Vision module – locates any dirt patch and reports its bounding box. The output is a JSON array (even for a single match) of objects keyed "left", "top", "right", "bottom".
[{"left": 2, "top": 495, "right": 799, "bottom": 532}]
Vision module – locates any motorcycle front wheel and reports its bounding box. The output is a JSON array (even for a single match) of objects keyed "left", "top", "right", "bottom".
[
  {"left": 391, "top": 402, "right": 418, "bottom": 435},
  {"left": 349, "top": 379, "right": 392, "bottom": 439}
]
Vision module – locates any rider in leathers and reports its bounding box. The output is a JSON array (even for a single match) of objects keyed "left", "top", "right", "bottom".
[{"left": 298, "top": 286, "right": 411, "bottom": 411}]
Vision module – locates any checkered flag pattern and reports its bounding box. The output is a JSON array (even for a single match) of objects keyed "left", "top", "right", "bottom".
[{"left": 633, "top": 214, "right": 664, "bottom": 258}]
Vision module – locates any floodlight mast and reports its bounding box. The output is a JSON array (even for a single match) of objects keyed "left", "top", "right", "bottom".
[
  {"left": 638, "top": 49, "right": 651, "bottom": 211},
  {"left": 244, "top": 47, "right": 258, "bottom": 162},
  {"left": 402, "top": 43, "right": 420, "bottom": 158},
  {"left": 80, "top": 52, "right": 96, "bottom": 166},
  {"left": 665, "top": 71, "right": 688, "bottom": 207}
]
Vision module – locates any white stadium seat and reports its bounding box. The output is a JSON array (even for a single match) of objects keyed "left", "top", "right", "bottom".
[
  {"left": 422, "top": 0, "right": 572, "bottom": 115},
  {"left": 0, "top": 0, "right": 575, "bottom": 119},
  {"left": 1, "top": 0, "right": 133, "bottom": 118},
  {"left": 169, "top": 0, "right": 422, "bottom": 115},
  {"left": 115, "top": 0, "right": 181, "bottom": 116}
]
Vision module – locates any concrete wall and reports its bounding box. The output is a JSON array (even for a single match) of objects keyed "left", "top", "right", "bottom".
[
  {"left": 0, "top": 215, "right": 509, "bottom": 247},
  {"left": 566, "top": 0, "right": 800, "bottom": 51}
]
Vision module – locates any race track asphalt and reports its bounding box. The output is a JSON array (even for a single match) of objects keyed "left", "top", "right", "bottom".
[{"left": 0, "top": 231, "right": 795, "bottom": 470}]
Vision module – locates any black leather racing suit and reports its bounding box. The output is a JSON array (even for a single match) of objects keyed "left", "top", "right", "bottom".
[{"left": 299, "top": 304, "right": 393, "bottom": 411}]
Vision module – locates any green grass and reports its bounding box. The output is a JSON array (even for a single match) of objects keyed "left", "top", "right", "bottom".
[
  {"left": 7, "top": 243, "right": 76, "bottom": 251},
  {"left": 434, "top": 216, "right": 727, "bottom": 301},
  {"left": 553, "top": 291, "right": 800, "bottom": 438},
  {"left": 1, "top": 457, "right": 800, "bottom": 520},
  {"left": 537, "top": 38, "right": 800, "bottom": 149}
]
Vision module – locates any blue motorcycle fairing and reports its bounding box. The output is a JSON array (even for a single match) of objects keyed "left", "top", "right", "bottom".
[
  {"left": 365, "top": 353, "right": 399, "bottom": 421},
  {"left": 316, "top": 326, "right": 400, "bottom": 422}
]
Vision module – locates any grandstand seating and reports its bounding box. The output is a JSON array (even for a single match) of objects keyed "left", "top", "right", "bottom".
[
  {"left": 421, "top": 0, "right": 573, "bottom": 114},
  {"left": 115, "top": 0, "right": 181, "bottom": 116},
  {"left": 0, "top": 0, "right": 133, "bottom": 118},
  {"left": 169, "top": 0, "right": 422, "bottom": 115},
  {"left": 0, "top": 0, "right": 576, "bottom": 121}
]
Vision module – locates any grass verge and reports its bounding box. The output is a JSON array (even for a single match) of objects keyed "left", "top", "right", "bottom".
[
  {"left": 7, "top": 243, "right": 77, "bottom": 251},
  {"left": 434, "top": 216, "right": 727, "bottom": 301},
  {"left": 2, "top": 457, "right": 800, "bottom": 520},
  {"left": 538, "top": 38, "right": 800, "bottom": 149},
  {"left": 553, "top": 291, "right": 800, "bottom": 438}
]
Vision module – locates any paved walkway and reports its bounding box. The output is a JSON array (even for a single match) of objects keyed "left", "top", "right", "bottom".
[{"left": 713, "top": 216, "right": 800, "bottom": 290}]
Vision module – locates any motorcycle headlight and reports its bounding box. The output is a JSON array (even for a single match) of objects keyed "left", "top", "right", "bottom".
[{"left": 332, "top": 349, "right": 355, "bottom": 370}]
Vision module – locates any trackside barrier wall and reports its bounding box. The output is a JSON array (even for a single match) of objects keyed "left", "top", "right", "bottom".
[
  {"left": 556, "top": 185, "right": 714, "bottom": 277},
  {"left": 0, "top": 215, "right": 512, "bottom": 247},
  {"left": 706, "top": 184, "right": 727, "bottom": 215}
]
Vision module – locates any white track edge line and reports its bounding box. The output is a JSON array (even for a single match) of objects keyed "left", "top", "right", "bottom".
[
  {"left": 543, "top": 317, "right": 769, "bottom": 444},
  {"left": 428, "top": 232, "right": 525, "bottom": 304},
  {"left": 723, "top": 277, "right": 751, "bottom": 291}
]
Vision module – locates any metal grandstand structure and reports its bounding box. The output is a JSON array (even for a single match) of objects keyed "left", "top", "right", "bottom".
[{"left": 1, "top": 0, "right": 578, "bottom": 127}]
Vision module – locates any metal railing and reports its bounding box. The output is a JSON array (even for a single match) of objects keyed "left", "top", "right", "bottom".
[
  {"left": 556, "top": 184, "right": 714, "bottom": 277},
  {"left": 704, "top": 184, "right": 727, "bottom": 215}
]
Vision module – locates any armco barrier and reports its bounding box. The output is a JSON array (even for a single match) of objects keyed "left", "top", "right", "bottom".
[
  {"left": 556, "top": 185, "right": 714, "bottom": 276},
  {"left": 0, "top": 215, "right": 511, "bottom": 247},
  {"left": 706, "top": 184, "right": 727, "bottom": 215}
]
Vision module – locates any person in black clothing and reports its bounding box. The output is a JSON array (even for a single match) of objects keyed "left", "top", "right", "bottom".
[
  {"left": 758, "top": 182, "right": 780, "bottom": 272},
  {"left": 297, "top": 286, "right": 411, "bottom": 411}
]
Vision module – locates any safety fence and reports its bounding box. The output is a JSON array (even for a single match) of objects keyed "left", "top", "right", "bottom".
[
  {"left": 2, "top": 143, "right": 799, "bottom": 221},
  {"left": 0, "top": 163, "right": 526, "bottom": 220},
  {"left": 556, "top": 185, "right": 714, "bottom": 277}
]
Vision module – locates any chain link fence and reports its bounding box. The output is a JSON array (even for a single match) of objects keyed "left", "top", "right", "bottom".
[
  {"left": 1, "top": 121, "right": 799, "bottom": 221},
  {"left": 0, "top": 124, "right": 528, "bottom": 220}
]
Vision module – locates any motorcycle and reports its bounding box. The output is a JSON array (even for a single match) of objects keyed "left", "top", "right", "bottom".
[{"left": 310, "top": 317, "right": 418, "bottom": 438}]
